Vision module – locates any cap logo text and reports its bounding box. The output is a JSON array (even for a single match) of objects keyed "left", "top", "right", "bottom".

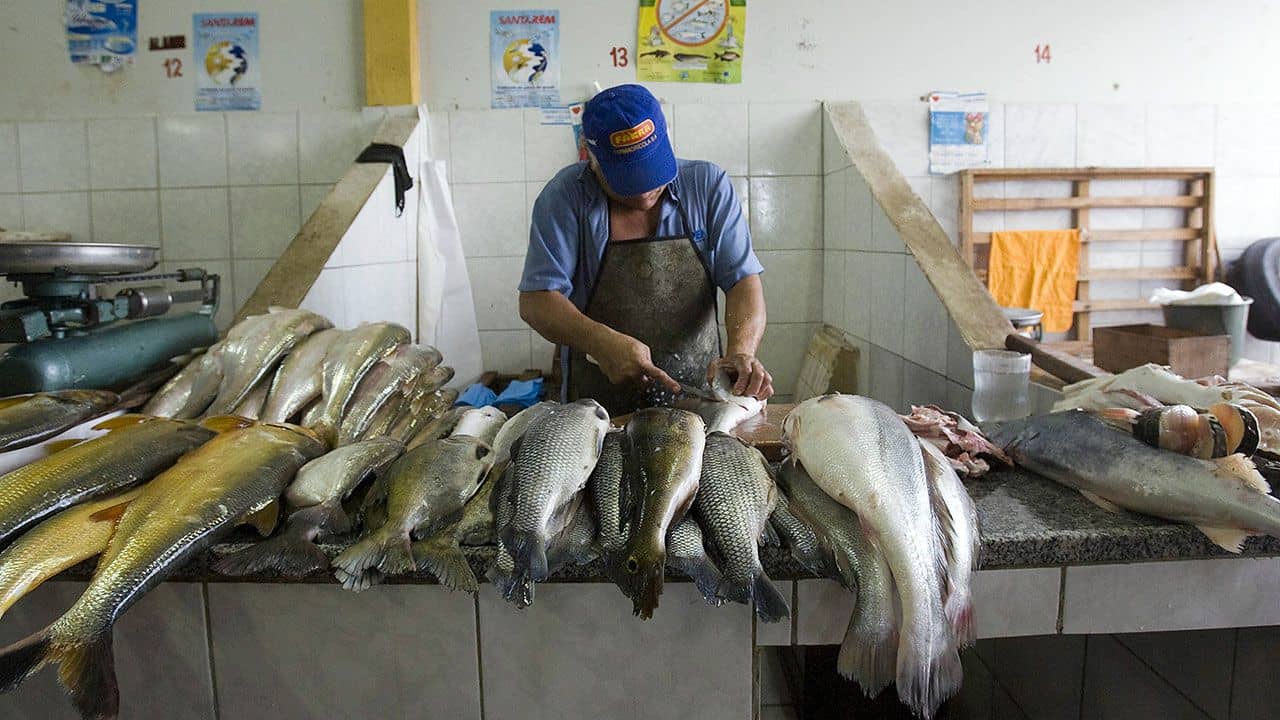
[{"left": 609, "top": 119, "right": 656, "bottom": 151}]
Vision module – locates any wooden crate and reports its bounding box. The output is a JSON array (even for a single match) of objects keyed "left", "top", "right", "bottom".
[{"left": 1093, "top": 324, "right": 1229, "bottom": 378}]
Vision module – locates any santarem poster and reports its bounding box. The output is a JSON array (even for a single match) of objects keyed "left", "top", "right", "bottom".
[
  {"left": 636, "top": 0, "right": 745, "bottom": 84},
  {"left": 490, "top": 10, "right": 561, "bottom": 109},
  {"left": 193, "top": 12, "right": 261, "bottom": 111}
]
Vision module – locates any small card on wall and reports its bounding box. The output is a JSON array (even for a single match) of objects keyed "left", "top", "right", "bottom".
[
  {"left": 490, "top": 10, "right": 561, "bottom": 109},
  {"left": 929, "top": 91, "right": 989, "bottom": 175},
  {"left": 66, "top": 0, "right": 138, "bottom": 73},
  {"left": 193, "top": 12, "right": 261, "bottom": 111}
]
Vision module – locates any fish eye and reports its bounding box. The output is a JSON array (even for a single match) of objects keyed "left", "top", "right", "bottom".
[{"left": 625, "top": 557, "right": 639, "bottom": 574}]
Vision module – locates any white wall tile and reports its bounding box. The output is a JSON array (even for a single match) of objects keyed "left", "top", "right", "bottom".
[
  {"left": 822, "top": 250, "right": 846, "bottom": 329},
  {"left": 985, "top": 102, "right": 1007, "bottom": 168},
  {"left": 750, "top": 176, "right": 821, "bottom": 250},
  {"left": 466, "top": 255, "right": 525, "bottom": 330},
  {"left": 867, "top": 252, "right": 906, "bottom": 354},
  {"left": 868, "top": 344, "right": 905, "bottom": 411},
  {"left": 229, "top": 185, "right": 301, "bottom": 259},
  {"left": 1216, "top": 103, "right": 1280, "bottom": 174},
  {"left": 341, "top": 262, "right": 415, "bottom": 330},
  {"left": 161, "top": 188, "right": 230, "bottom": 261},
  {"left": 299, "top": 109, "right": 379, "bottom": 184},
  {"left": 88, "top": 117, "right": 157, "bottom": 190},
  {"left": 232, "top": 258, "right": 275, "bottom": 311},
  {"left": 903, "top": 259, "right": 949, "bottom": 374},
  {"left": 861, "top": 102, "right": 929, "bottom": 177},
  {"left": 227, "top": 112, "right": 299, "bottom": 185},
  {"left": 450, "top": 109, "right": 525, "bottom": 183},
  {"left": 0, "top": 194, "right": 21, "bottom": 230},
  {"left": 794, "top": 579, "right": 854, "bottom": 645},
  {"left": 755, "top": 586, "right": 794, "bottom": 646},
  {"left": 300, "top": 267, "right": 347, "bottom": 329},
  {"left": 758, "top": 250, "right": 822, "bottom": 323},
  {"left": 822, "top": 170, "right": 843, "bottom": 250},
  {"left": 845, "top": 170, "right": 874, "bottom": 250},
  {"left": 1215, "top": 175, "right": 1280, "bottom": 254},
  {"left": 0, "top": 123, "right": 20, "bottom": 193},
  {"left": 748, "top": 102, "right": 821, "bottom": 176},
  {"left": 480, "top": 329, "right": 533, "bottom": 373},
  {"left": 300, "top": 184, "right": 332, "bottom": 223},
  {"left": 673, "top": 103, "right": 748, "bottom": 176},
  {"left": 758, "top": 323, "right": 819, "bottom": 396},
  {"left": 453, "top": 182, "right": 527, "bottom": 257},
  {"left": 523, "top": 109, "right": 579, "bottom": 184},
  {"left": 22, "top": 192, "right": 90, "bottom": 240},
  {"left": 843, "top": 251, "right": 872, "bottom": 339},
  {"left": 870, "top": 201, "right": 905, "bottom": 253},
  {"left": 1141, "top": 179, "right": 1189, "bottom": 230},
  {"left": 330, "top": 174, "right": 409, "bottom": 267},
  {"left": 18, "top": 120, "right": 88, "bottom": 192},
  {"left": 902, "top": 360, "right": 950, "bottom": 409},
  {"left": 1076, "top": 104, "right": 1145, "bottom": 167},
  {"left": 1145, "top": 104, "right": 1216, "bottom": 166},
  {"left": 1004, "top": 104, "right": 1076, "bottom": 168},
  {"left": 822, "top": 107, "right": 851, "bottom": 175},
  {"left": 530, "top": 332, "right": 557, "bottom": 373},
  {"left": 157, "top": 115, "right": 227, "bottom": 188},
  {"left": 91, "top": 190, "right": 159, "bottom": 246},
  {"left": 947, "top": 319, "right": 975, "bottom": 387}
]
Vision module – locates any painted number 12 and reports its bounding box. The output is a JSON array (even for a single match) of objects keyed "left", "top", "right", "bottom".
[
  {"left": 610, "top": 47, "right": 629, "bottom": 67},
  {"left": 1034, "top": 44, "right": 1052, "bottom": 63}
]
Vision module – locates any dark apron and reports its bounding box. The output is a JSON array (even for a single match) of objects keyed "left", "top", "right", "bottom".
[{"left": 565, "top": 203, "right": 721, "bottom": 416}]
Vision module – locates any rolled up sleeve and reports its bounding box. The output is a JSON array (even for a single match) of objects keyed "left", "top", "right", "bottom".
[
  {"left": 519, "top": 183, "right": 579, "bottom": 296},
  {"left": 705, "top": 168, "right": 764, "bottom": 291}
]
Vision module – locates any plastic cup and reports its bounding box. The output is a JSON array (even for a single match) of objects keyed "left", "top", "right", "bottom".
[{"left": 971, "top": 350, "right": 1031, "bottom": 423}]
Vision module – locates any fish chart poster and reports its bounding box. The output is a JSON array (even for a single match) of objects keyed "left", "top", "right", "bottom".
[
  {"left": 636, "top": 0, "right": 745, "bottom": 84},
  {"left": 66, "top": 0, "right": 138, "bottom": 72},
  {"left": 490, "top": 10, "right": 561, "bottom": 109},
  {"left": 193, "top": 13, "right": 261, "bottom": 112},
  {"left": 928, "top": 91, "right": 989, "bottom": 174}
]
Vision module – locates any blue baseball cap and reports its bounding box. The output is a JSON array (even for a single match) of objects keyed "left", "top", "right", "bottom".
[{"left": 582, "top": 84, "right": 677, "bottom": 197}]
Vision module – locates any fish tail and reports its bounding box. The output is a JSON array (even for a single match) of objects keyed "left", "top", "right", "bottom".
[
  {"left": 0, "top": 627, "right": 52, "bottom": 693},
  {"left": 332, "top": 528, "right": 395, "bottom": 591},
  {"left": 212, "top": 522, "right": 329, "bottom": 579},
  {"left": 751, "top": 572, "right": 791, "bottom": 624},
  {"left": 0, "top": 625, "right": 119, "bottom": 720},
  {"left": 502, "top": 527, "right": 549, "bottom": 582},
  {"left": 669, "top": 554, "right": 723, "bottom": 606},
  {"left": 895, "top": 616, "right": 963, "bottom": 718},
  {"left": 944, "top": 587, "right": 977, "bottom": 648},
  {"left": 377, "top": 536, "right": 416, "bottom": 577},
  {"left": 412, "top": 536, "right": 479, "bottom": 593},
  {"left": 837, "top": 610, "right": 897, "bottom": 698}
]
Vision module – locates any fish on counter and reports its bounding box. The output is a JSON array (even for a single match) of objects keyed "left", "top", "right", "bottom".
[
  {"left": 141, "top": 348, "right": 213, "bottom": 418},
  {"left": 259, "top": 328, "right": 342, "bottom": 423},
  {"left": 920, "top": 441, "right": 980, "bottom": 647},
  {"left": 312, "top": 322, "right": 412, "bottom": 444},
  {"left": 332, "top": 435, "right": 493, "bottom": 591},
  {"left": 488, "top": 487, "right": 593, "bottom": 607},
  {"left": 0, "top": 390, "right": 120, "bottom": 454},
  {"left": 214, "top": 437, "right": 405, "bottom": 578},
  {"left": 663, "top": 516, "right": 723, "bottom": 605},
  {"left": 0, "top": 410, "right": 126, "bottom": 477},
  {"left": 676, "top": 368, "right": 765, "bottom": 434},
  {"left": 205, "top": 308, "right": 332, "bottom": 416},
  {"left": 387, "top": 387, "right": 459, "bottom": 444},
  {"left": 693, "top": 432, "right": 789, "bottom": 622},
  {"left": 900, "top": 404, "right": 1010, "bottom": 477},
  {"left": 490, "top": 401, "right": 559, "bottom": 472},
  {"left": 0, "top": 487, "right": 143, "bottom": 622},
  {"left": 991, "top": 410, "right": 1280, "bottom": 553},
  {"left": 784, "top": 394, "right": 961, "bottom": 717},
  {"left": 338, "top": 345, "right": 447, "bottom": 445},
  {"left": 0, "top": 419, "right": 325, "bottom": 719},
  {"left": 405, "top": 405, "right": 466, "bottom": 450},
  {"left": 0, "top": 416, "right": 217, "bottom": 546},
  {"left": 450, "top": 406, "right": 508, "bottom": 447},
  {"left": 230, "top": 376, "right": 271, "bottom": 420},
  {"left": 163, "top": 345, "right": 225, "bottom": 420},
  {"left": 616, "top": 407, "right": 706, "bottom": 619},
  {"left": 768, "top": 490, "right": 837, "bottom": 581}
]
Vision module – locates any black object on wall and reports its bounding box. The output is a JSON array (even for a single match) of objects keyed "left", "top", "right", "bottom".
[{"left": 1226, "top": 237, "right": 1280, "bottom": 341}]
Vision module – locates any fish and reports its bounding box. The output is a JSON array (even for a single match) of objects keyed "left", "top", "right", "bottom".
[
  {"left": 260, "top": 328, "right": 342, "bottom": 423},
  {"left": 332, "top": 436, "right": 493, "bottom": 591},
  {"left": 230, "top": 377, "right": 271, "bottom": 420},
  {"left": 449, "top": 406, "right": 508, "bottom": 447},
  {"left": 338, "top": 346, "right": 448, "bottom": 445},
  {"left": 0, "top": 390, "right": 120, "bottom": 454},
  {"left": 714, "top": 50, "right": 741, "bottom": 61},
  {"left": 0, "top": 416, "right": 216, "bottom": 546},
  {"left": 406, "top": 405, "right": 466, "bottom": 450},
  {"left": 454, "top": 472, "right": 499, "bottom": 546},
  {"left": 0, "top": 421, "right": 325, "bottom": 719},
  {"left": 775, "top": 460, "right": 898, "bottom": 698},
  {"left": 990, "top": 410, "right": 1280, "bottom": 554},
  {"left": 663, "top": 516, "right": 724, "bottom": 605},
  {"left": 170, "top": 345, "right": 225, "bottom": 419},
  {"left": 673, "top": 52, "right": 709, "bottom": 62},
  {"left": 205, "top": 308, "right": 332, "bottom": 416},
  {"left": 389, "top": 387, "right": 459, "bottom": 445},
  {"left": 676, "top": 368, "right": 766, "bottom": 434},
  {"left": 617, "top": 407, "right": 706, "bottom": 619},
  {"left": 489, "top": 401, "right": 559, "bottom": 472},
  {"left": 693, "top": 432, "right": 789, "bottom": 622},
  {"left": 783, "top": 394, "right": 961, "bottom": 717},
  {"left": 640, "top": 49, "right": 670, "bottom": 58},
  {"left": 213, "top": 437, "right": 405, "bottom": 578},
  {"left": 0, "top": 487, "right": 143, "bottom": 622},
  {"left": 488, "top": 478, "right": 592, "bottom": 607},
  {"left": 769, "top": 489, "right": 838, "bottom": 580},
  {"left": 498, "top": 399, "right": 610, "bottom": 585},
  {"left": 588, "top": 430, "right": 626, "bottom": 556},
  {"left": 920, "top": 440, "right": 980, "bottom": 648},
  {"left": 0, "top": 411, "right": 124, "bottom": 477},
  {"left": 313, "top": 322, "right": 412, "bottom": 444},
  {"left": 141, "top": 350, "right": 210, "bottom": 417}
]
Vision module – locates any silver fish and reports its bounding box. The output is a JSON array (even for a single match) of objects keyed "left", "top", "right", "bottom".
[
  {"left": 784, "top": 394, "right": 960, "bottom": 716},
  {"left": 146, "top": 344, "right": 223, "bottom": 420},
  {"left": 663, "top": 516, "right": 723, "bottom": 605},
  {"left": 499, "top": 399, "right": 610, "bottom": 583},
  {"left": 450, "top": 406, "right": 508, "bottom": 447},
  {"left": 769, "top": 490, "right": 838, "bottom": 580},
  {"left": 777, "top": 460, "right": 897, "bottom": 698},
  {"left": 260, "top": 328, "right": 342, "bottom": 423},
  {"left": 693, "top": 432, "right": 788, "bottom": 622},
  {"left": 920, "top": 440, "right": 980, "bottom": 648},
  {"left": 389, "top": 387, "right": 459, "bottom": 445},
  {"left": 406, "top": 405, "right": 466, "bottom": 450},
  {"left": 206, "top": 309, "right": 332, "bottom": 416},
  {"left": 990, "top": 410, "right": 1280, "bottom": 554},
  {"left": 588, "top": 430, "right": 626, "bottom": 555},
  {"left": 313, "top": 322, "right": 411, "bottom": 444},
  {"left": 230, "top": 376, "right": 271, "bottom": 420},
  {"left": 141, "top": 350, "right": 210, "bottom": 417},
  {"left": 489, "top": 479, "right": 590, "bottom": 607},
  {"left": 490, "top": 401, "right": 559, "bottom": 472},
  {"left": 338, "top": 346, "right": 447, "bottom": 444},
  {"left": 677, "top": 368, "right": 766, "bottom": 434}
]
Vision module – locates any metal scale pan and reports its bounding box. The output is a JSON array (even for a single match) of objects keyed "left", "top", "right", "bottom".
[{"left": 0, "top": 241, "right": 159, "bottom": 275}]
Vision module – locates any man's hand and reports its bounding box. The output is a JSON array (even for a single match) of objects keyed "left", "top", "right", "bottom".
[
  {"left": 708, "top": 353, "right": 774, "bottom": 399},
  {"left": 591, "top": 331, "right": 682, "bottom": 394}
]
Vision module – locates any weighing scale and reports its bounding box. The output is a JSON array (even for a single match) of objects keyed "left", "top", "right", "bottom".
[{"left": 0, "top": 241, "right": 220, "bottom": 395}]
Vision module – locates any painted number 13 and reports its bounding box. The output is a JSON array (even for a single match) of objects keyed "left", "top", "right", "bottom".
[
  {"left": 1035, "top": 44, "right": 1051, "bottom": 63},
  {"left": 610, "top": 47, "right": 628, "bottom": 67}
]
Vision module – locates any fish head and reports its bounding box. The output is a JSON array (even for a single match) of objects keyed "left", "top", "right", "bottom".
[
  {"left": 570, "top": 398, "right": 610, "bottom": 423},
  {"left": 53, "top": 389, "right": 121, "bottom": 410}
]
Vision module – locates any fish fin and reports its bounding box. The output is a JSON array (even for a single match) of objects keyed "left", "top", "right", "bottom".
[
  {"left": 921, "top": 440, "right": 959, "bottom": 578},
  {"left": 945, "top": 588, "right": 977, "bottom": 649},
  {"left": 200, "top": 415, "right": 256, "bottom": 433},
  {"left": 92, "top": 414, "right": 149, "bottom": 431},
  {"left": 332, "top": 529, "right": 395, "bottom": 591},
  {"left": 1196, "top": 525, "right": 1254, "bottom": 554},
  {"left": 895, "top": 620, "right": 963, "bottom": 717},
  {"left": 240, "top": 500, "right": 281, "bottom": 537},
  {"left": 0, "top": 627, "right": 53, "bottom": 693},
  {"left": 87, "top": 500, "right": 132, "bottom": 525},
  {"left": 837, "top": 610, "right": 897, "bottom": 698},
  {"left": 360, "top": 472, "right": 392, "bottom": 516},
  {"left": 751, "top": 573, "right": 791, "bottom": 623},
  {"left": 1079, "top": 490, "right": 1126, "bottom": 514},
  {"left": 501, "top": 528, "right": 549, "bottom": 582},
  {"left": 1212, "top": 454, "right": 1272, "bottom": 494},
  {"left": 624, "top": 562, "right": 665, "bottom": 620},
  {"left": 412, "top": 534, "right": 479, "bottom": 593},
  {"left": 213, "top": 516, "right": 329, "bottom": 578},
  {"left": 666, "top": 553, "right": 723, "bottom": 605},
  {"left": 43, "top": 438, "right": 83, "bottom": 454},
  {"left": 759, "top": 521, "right": 781, "bottom": 548},
  {"left": 51, "top": 630, "right": 119, "bottom": 720},
  {"left": 377, "top": 536, "right": 416, "bottom": 577}
]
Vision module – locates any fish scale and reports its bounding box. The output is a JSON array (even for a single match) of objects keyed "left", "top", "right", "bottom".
[
  {"left": 588, "top": 430, "right": 626, "bottom": 554},
  {"left": 0, "top": 390, "right": 119, "bottom": 453}
]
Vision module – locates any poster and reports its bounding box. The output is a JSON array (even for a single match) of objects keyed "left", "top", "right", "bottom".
[
  {"left": 66, "top": 0, "right": 137, "bottom": 72},
  {"left": 636, "top": 0, "right": 744, "bottom": 84},
  {"left": 193, "top": 13, "right": 261, "bottom": 112},
  {"left": 490, "top": 10, "right": 561, "bottom": 109},
  {"left": 928, "top": 91, "right": 989, "bottom": 174}
]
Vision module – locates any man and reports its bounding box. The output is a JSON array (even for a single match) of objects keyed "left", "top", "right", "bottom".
[{"left": 519, "top": 83, "right": 772, "bottom": 415}]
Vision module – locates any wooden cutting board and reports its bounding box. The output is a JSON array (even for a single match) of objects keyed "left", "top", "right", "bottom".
[{"left": 610, "top": 402, "right": 792, "bottom": 462}]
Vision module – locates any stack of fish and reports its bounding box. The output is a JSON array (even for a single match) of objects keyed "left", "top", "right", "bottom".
[{"left": 779, "top": 394, "right": 979, "bottom": 717}]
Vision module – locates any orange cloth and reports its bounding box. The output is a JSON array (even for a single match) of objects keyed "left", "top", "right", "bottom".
[{"left": 987, "top": 230, "right": 1081, "bottom": 333}]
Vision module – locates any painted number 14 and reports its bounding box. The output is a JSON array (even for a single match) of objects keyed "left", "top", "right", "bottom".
[{"left": 1034, "top": 44, "right": 1052, "bottom": 63}]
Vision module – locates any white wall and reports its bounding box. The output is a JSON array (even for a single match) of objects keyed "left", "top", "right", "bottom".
[{"left": 422, "top": 0, "right": 1280, "bottom": 110}]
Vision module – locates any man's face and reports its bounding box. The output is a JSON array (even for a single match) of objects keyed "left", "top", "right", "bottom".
[{"left": 589, "top": 154, "right": 667, "bottom": 211}]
